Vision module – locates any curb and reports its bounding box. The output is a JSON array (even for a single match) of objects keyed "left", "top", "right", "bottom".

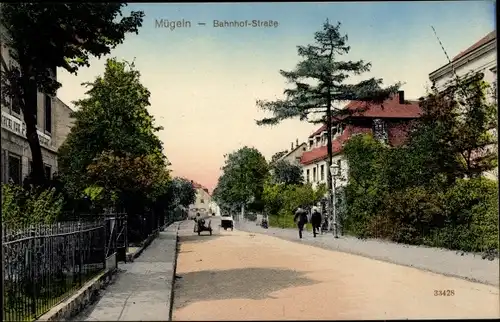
[
  {"left": 168, "top": 221, "right": 181, "bottom": 321},
  {"left": 36, "top": 268, "right": 117, "bottom": 321}
]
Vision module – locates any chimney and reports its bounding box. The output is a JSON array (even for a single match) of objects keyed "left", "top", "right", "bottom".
[
  {"left": 296, "top": 138, "right": 299, "bottom": 147},
  {"left": 398, "top": 90, "right": 404, "bottom": 104},
  {"left": 291, "top": 142, "right": 294, "bottom": 150}
]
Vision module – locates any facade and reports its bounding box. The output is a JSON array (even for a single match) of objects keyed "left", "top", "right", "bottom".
[
  {"left": 273, "top": 139, "right": 307, "bottom": 166},
  {"left": 1, "top": 27, "right": 74, "bottom": 184},
  {"left": 429, "top": 31, "right": 496, "bottom": 92},
  {"left": 300, "top": 91, "right": 422, "bottom": 189},
  {"left": 429, "top": 31, "right": 497, "bottom": 180},
  {"left": 188, "top": 180, "right": 212, "bottom": 218}
]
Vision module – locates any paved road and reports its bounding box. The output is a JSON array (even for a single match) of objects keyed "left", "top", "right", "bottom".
[
  {"left": 172, "top": 221, "right": 499, "bottom": 320},
  {"left": 236, "top": 219, "right": 499, "bottom": 286}
]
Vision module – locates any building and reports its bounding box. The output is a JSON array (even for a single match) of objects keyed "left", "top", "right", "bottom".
[
  {"left": 272, "top": 139, "right": 307, "bottom": 166},
  {"left": 429, "top": 31, "right": 497, "bottom": 180},
  {"left": 1, "top": 25, "right": 74, "bottom": 184},
  {"left": 300, "top": 91, "right": 422, "bottom": 190},
  {"left": 429, "top": 31, "right": 496, "bottom": 93},
  {"left": 188, "top": 180, "right": 212, "bottom": 218}
]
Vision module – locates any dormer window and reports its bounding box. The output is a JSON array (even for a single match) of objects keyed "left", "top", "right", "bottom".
[
  {"left": 309, "top": 139, "right": 314, "bottom": 150},
  {"left": 315, "top": 136, "right": 321, "bottom": 147}
]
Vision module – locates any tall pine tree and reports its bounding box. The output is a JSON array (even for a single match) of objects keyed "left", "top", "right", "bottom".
[{"left": 256, "top": 20, "right": 401, "bottom": 233}]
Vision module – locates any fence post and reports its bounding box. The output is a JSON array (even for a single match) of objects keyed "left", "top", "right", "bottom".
[
  {"left": 103, "top": 217, "right": 107, "bottom": 270},
  {"left": 78, "top": 222, "right": 83, "bottom": 287},
  {"left": 29, "top": 227, "right": 37, "bottom": 318}
]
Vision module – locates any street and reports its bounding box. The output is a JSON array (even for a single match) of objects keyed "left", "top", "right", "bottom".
[{"left": 173, "top": 220, "right": 499, "bottom": 320}]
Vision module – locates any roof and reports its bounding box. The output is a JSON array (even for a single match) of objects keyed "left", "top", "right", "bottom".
[
  {"left": 308, "top": 94, "right": 421, "bottom": 138},
  {"left": 190, "top": 180, "right": 210, "bottom": 195},
  {"left": 273, "top": 142, "right": 307, "bottom": 164},
  {"left": 452, "top": 31, "right": 496, "bottom": 62}
]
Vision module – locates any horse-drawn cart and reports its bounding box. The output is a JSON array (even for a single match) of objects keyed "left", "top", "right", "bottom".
[{"left": 195, "top": 218, "right": 212, "bottom": 236}]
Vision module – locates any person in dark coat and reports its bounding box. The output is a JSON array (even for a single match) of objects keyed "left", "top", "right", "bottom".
[
  {"left": 293, "top": 206, "right": 309, "bottom": 239},
  {"left": 310, "top": 207, "right": 322, "bottom": 238}
]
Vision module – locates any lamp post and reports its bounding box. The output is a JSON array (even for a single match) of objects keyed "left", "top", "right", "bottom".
[{"left": 330, "top": 163, "right": 340, "bottom": 238}]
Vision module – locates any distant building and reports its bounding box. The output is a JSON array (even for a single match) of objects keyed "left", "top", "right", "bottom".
[
  {"left": 429, "top": 31, "right": 497, "bottom": 180},
  {"left": 272, "top": 139, "right": 307, "bottom": 166},
  {"left": 300, "top": 91, "right": 422, "bottom": 190},
  {"left": 188, "top": 180, "right": 212, "bottom": 218},
  {"left": 1, "top": 27, "right": 74, "bottom": 184}
]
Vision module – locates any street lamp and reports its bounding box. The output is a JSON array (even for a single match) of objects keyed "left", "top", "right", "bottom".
[{"left": 330, "top": 163, "right": 340, "bottom": 238}]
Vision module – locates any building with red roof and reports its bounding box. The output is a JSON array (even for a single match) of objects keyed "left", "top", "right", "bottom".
[{"left": 300, "top": 91, "right": 422, "bottom": 189}]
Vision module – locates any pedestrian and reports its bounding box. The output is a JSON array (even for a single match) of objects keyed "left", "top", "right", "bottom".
[
  {"left": 194, "top": 212, "right": 201, "bottom": 232},
  {"left": 293, "top": 206, "right": 309, "bottom": 239},
  {"left": 311, "top": 206, "right": 322, "bottom": 238}
]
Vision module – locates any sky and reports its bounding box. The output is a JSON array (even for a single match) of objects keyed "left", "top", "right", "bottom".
[{"left": 55, "top": 1, "right": 495, "bottom": 192}]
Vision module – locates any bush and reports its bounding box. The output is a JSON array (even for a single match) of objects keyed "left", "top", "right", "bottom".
[
  {"left": 371, "top": 187, "right": 445, "bottom": 244},
  {"left": 431, "top": 177, "right": 499, "bottom": 252},
  {"left": 2, "top": 184, "right": 63, "bottom": 229}
]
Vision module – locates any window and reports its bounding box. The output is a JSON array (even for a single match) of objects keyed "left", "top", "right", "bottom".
[
  {"left": 373, "top": 119, "right": 388, "bottom": 143},
  {"left": 200, "top": 198, "right": 204, "bottom": 204},
  {"left": 306, "top": 169, "right": 310, "bottom": 183},
  {"left": 313, "top": 167, "right": 317, "bottom": 182},
  {"left": 44, "top": 164, "right": 51, "bottom": 179},
  {"left": 8, "top": 63, "right": 21, "bottom": 115},
  {"left": 320, "top": 165, "right": 324, "bottom": 181},
  {"left": 8, "top": 153, "right": 22, "bottom": 185},
  {"left": 44, "top": 95, "right": 52, "bottom": 133},
  {"left": 28, "top": 160, "right": 33, "bottom": 175}
]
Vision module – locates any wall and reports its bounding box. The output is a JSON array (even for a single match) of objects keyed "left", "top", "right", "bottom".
[
  {"left": 54, "top": 97, "right": 75, "bottom": 151},
  {"left": 279, "top": 143, "right": 307, "bottom": 165},
  {"left": 1, "top": 30, "right": 72, "bottom": 182},
  {"left": 431, "top": 49, "right": 496, "bottom": 91},
  {"left": 188, "top": 188, "right": 212, "bottom": 216},
  {"left": 302, "top": 155, "right": 348, "bottom": 190},
  {"left": 430, "top": 45, "right": 497, "bottom": 180}
]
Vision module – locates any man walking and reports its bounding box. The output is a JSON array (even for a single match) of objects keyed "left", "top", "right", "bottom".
[
  {"left": 294, "top": 206, "right": 309, "bottom": 239},
  {"left": 311, "top": 207, "right": 322, "bottom": 238}
]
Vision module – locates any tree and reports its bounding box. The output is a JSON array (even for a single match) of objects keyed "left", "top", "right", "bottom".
[
  {"left": 213, "top": 146, "right": 269, "bottom": 214},
  {"left": 168, "top": 178, "right": 197, "bottom": 208},
  {"left": 0, "top": 3, "right": 144, "bottom": 185},
  {"left": 255, "top": 19, "right": 401, "bottom": 228},
  {"left": 271, "top": 160, "right": 304, "bottom": 185},
  {"left": 58, "top": 58, "right": 167, "bottom": 211}
]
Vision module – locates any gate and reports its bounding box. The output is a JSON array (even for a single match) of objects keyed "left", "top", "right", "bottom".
[{"left": 104, "top": 213, "right": 128, "bottom": 267}]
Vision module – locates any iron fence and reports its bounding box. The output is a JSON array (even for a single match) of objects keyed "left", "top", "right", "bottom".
[{"left": 2, "top": 218, "right": 111, "bottom": 322}]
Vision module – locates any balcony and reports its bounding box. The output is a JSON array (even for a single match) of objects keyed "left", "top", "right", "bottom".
[{"left": 1, "top": 111, "right": 54, "bottom": 150}]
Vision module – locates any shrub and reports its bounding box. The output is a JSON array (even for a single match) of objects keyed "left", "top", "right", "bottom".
[
  {"left": 432, "top": 177, "right": 499, "bottom": 252},
  {"left": 2, "top": 184, "right": 64, "bottom": 229}
]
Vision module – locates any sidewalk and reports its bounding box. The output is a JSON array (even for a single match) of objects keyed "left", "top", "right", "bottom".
[
  {"left": 235, "top": 219, "right": 499, "bottom": 286},
  {"left": 73, "top": 222, "right": 180, "bottom": 321}
]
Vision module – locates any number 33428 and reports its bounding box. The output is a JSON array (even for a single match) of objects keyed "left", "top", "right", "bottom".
[{"left": 434, "top": 290, "right": 455, "bottom": 296}]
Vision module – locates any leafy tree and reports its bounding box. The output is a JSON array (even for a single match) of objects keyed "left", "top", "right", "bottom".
[
  {"left": 271, "top": 160, "right": 304, "bottom": 185},
  {"left": 168, "top": 178, "right": 197, "bottom": 208},
  {"left": 213, "top": 146, "right": 269, "bottom": 213},
  {"left": 255, "top": 19, "right": 401, "bottom": 223},
  {"left": 420, "top": 72, "right": 497, "bottom": 180},
  {"left": 0, "top": 3, "right": 144, "bottom": 185},
  {"left": 58, "top": 58, "right": 167, "bottom": 211},
  {"left": 270, "top": 150, "right": 288, "bottom": 164}
]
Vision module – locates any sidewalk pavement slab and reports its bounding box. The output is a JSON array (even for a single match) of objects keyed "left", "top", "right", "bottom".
[{"left": 73, "top": 222, "right": 180, "bottom": 321}]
